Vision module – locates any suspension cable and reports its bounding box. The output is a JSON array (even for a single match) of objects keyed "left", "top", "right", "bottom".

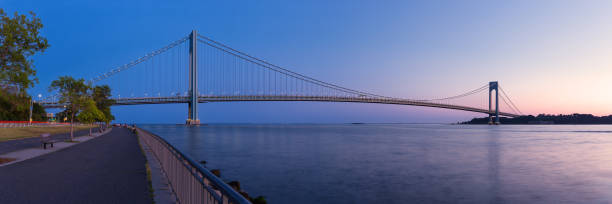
[
  {"left": 499, "top": 93, "right": 520, "bottom": 115},
  {"left": 417, "top": 83, "right": 488, "bottom": 102},
  {"left": 197, "top": 35, "right": 393, "bottom": 99},
  {"left": 196, "top": 39, "right": 374, "bottom": 98},
  {"left": 499, "top": 85, "right": 523, "bottom": 115},
  {"left": 197, "top": 34, "right": 500, "bottom": 104},
  {"left": 90, "top": 35, "right": 189, "bottom": 84}
]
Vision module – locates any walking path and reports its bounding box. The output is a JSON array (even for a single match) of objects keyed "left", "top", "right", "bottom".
[
  {"left": 0, "top": 128, "right": 153, "bottom": 203},
  {"left": 0, "top": 127, "right": 99, "bottom": 155},
  {"left": 0, "top": 128, "right": 110, "bottom": 167}
]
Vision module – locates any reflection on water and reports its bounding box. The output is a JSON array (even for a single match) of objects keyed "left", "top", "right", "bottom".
[{"left": 140, "top": 124, "right": 612, "bottom": 204}]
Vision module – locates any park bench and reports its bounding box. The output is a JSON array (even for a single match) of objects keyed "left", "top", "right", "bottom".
[{"left": 40, "top": 133, "right": 57, "bottom": 149}]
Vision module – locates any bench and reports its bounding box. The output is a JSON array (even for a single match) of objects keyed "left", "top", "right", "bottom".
[{"left": 40, "top": 133, "right": 58, "bottom": 149}]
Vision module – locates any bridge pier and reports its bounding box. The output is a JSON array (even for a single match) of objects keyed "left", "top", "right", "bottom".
[
  {"left": 187, "top": 30, "right": 200, "bottom": 125},
  {"left": 488, "top": 81, "right": 500, "bottom": 125}
]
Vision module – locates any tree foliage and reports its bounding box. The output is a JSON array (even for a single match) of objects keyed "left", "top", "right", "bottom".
[
  {"left": 0, "top": 88, "right": 46, "bottom": 121},
  {"left": 462, "top": 113, "right": 612, "bottom": 124},
  {"left": 92, "top": 85, "right": 115, "bottom": 123},
  {"left": 49, "top": 78, "right": 116, "bottom": 124},
  {"left": 55, "top": 108, "right": 72, "bottom": 122},
  {"left": 31, "top": 102, "right": 45, "bottom": 121},
  {"left": 0, "top": 9, "right": 49, "bottom": 121},
  {"left": 0, "top": 9, "right": 49, "bottom": 91},
  {"left": 76, "top": 98, "right": 105, "bottom": 124},
  {"left": 49, "top": 76, "right": 90, "bottom": 141},
  {"left": 49, "top": 76, "right": 89, "bottom": 122}
]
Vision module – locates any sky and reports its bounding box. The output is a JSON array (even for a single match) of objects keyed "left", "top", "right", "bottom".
[{"left": 4, "top": 0, "right": 612, "bottom": 123}]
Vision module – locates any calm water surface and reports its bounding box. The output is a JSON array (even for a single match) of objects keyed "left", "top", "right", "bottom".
[{"left": 140, "top": 124, "right": 612, "bottom": 204}]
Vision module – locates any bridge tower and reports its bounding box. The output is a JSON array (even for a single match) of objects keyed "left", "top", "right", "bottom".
[
  {"left": 187, "top": 30, "right": 200, "bottom": 125},
  {"left": 488, "top": 81, "right": 500, "bottom": 125}
]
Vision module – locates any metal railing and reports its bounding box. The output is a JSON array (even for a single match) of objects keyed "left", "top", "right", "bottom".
[{"left": 136, "top": 128, "right": 251, "bottom": 204}]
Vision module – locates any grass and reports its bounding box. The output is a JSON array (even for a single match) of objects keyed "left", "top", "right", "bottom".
[
  {"left": 64, "top": 139, "right": 80, "bottom": 143},
  {"left": 135, "top": 131, "right": 156, "bottom": 203},
  {"left": 145, "top": 162, "right": 155, "bottom": 203},
  {"left": 0, "top": 157, "right": 16, "bottom": 164},
  {"left": 0, "top": 125, "right": 96, "bottom": 142}
]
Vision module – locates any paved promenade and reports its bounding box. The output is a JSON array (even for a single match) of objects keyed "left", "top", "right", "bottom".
[{"left": 0, "top": 128, "right": 153, "bottom": 204}]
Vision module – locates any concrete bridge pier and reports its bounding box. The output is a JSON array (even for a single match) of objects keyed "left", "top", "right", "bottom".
[
  {"left": 187, "top": 30, "right": 200, "bottom": 125},
  {"left": 488, "top": 81, "right": 500, "bottom": 125}
]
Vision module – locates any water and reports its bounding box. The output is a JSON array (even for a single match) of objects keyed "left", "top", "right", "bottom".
[{"left": 140, "top": 124, "right": 612, "bottom": 203}]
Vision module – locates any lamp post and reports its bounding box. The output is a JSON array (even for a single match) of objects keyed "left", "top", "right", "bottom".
[
  {"left": 29, "top": 98, "right": 32, "bottom": 125},
  {"left": 29, "top": 94, "right": 43, "bottom": 125},
  {"left": 37, "top": 94, "right": 42, "bottom": 122},
  {"left": 63, "top": 105, "right": 67, "bottom": 122}
]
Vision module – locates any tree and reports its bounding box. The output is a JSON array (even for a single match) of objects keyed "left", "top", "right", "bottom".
[
  {"left": 92, "top": 85, "right": 115, "bottom": 124},
  {"left": 0, "top": 9, "right": 49, "bottom": 91},
  {"left": 55, "top": 108, "right": 72, "bottom": 123},
  {"left": 31, "top": 102, "right": 46, "bottom": 121},
  {"left": 76, "top": 99, "right": 105, "bottom": 123},
  {"left": 0, "top": 88, "right": 29, "bottom": 120},
  {"left": 0, "top": 88, "right": 45, "bottom": 121},
  {"left": 49, "top": 76, "right": 89, "bottom": 141},
  {"left": 77, "top": 99, "right": 105, "bottom": 136}
]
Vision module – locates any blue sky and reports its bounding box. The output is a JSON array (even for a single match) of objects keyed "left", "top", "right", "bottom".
[{"left": 4, "top": 0, "right": 612, "bottom": 123}]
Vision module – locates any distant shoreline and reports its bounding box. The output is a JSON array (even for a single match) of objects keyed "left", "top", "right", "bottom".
[{"left": 461, "top": 114, "right": 612, "bottom": 125}]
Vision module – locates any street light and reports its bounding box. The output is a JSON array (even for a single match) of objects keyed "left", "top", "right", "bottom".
[
  {"left": 29, "top": 98, "right": 32, "bottom": 124},
  {"left": 63, "top": 105, "right": 67, "bottom": 122},
  {"left": 29, "top": 94, "right": 43, "bottom": 124},
  {"left": 38, "top": 94, "right": 43, "bottom": 122}
]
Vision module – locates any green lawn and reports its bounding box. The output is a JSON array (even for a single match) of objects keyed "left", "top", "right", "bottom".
[
  {"left": 0, "top": 157, "right": 16, "bottom": 164},
  {"left": 0, "top": 125, "right": 96, "bottom": 142}
]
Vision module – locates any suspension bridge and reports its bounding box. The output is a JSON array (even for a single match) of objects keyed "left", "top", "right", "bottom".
[{"left": 39, "top": 30, "right": 523, "bottom": 124}]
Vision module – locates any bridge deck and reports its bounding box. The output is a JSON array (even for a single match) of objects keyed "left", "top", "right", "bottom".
[{"left": 39, "top": 96, "right": 521, "bottom": 117}]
